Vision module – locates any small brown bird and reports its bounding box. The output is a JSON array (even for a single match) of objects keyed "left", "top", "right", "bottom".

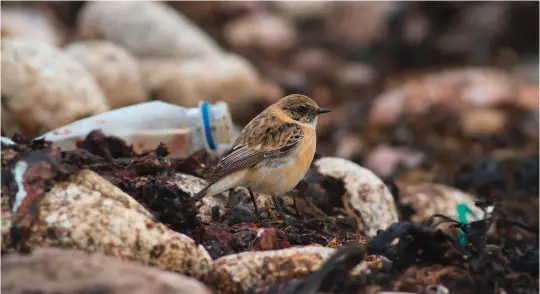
[{"left": 193, "top": 94, "right": 330, "bottom": 219}]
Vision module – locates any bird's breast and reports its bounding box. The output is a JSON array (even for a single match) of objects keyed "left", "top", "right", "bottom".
[
  {"left": 249, "top": 128, "right": 316, "bottom": 195},
  {"left": 293, "top": 127, "right": 316, "bottom": 174}
]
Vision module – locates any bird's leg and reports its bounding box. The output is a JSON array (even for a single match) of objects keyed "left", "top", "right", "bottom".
[
  {"left": 272, "top": 195, "right": 288, "bottom": 222},
  {"left": 247, "top": 188, "right": 261, "bottom": 218},
  {"left": 293, "top": 194, "right": 300, "bottom": 217}
]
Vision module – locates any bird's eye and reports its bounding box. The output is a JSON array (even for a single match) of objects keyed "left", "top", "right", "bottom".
[{"left": 297, "top": 105, "right": 307, "bottom": 113}]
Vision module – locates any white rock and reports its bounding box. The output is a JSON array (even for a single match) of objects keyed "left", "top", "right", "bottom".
[
  {"left": 1, "top": 38, "right": 109, "bottom": 138},
  {"left": 368, "top": 68, "right": 520, "bottom": 126},
  {"left": 272, "top": 2, "right": 335, "bottom": 19},
  {"left": 207, "top": 245, "right": 371, "bottom": 292},
  {"left": 337, "top": 63, "right": 375, "bottom": 87},
  {"left": 1, "top": 5, "right": 66, "bottom": 47},
  {"left": 2, "top": 247, "right": 212, "bottom": 294},
  {"left": 164, "top": 173, "right": 229, "bottom": 223},
  {"left": 76, "top": 1, "right": 222, "bottom": 58},
  {"left": 326, "top": 2, "right": 396, "bottom": 47},
  {"left": 396, "top": 181, "right": 485, "bottom": 226},
  {"left": 365, "top": 144, "right": 425, "bottom": 178},
  {"left": 140, "top": 53, "right": 261, "bottom": 121},
  {"left": 2, "top": 169, "right": 213, "bottom": 278},
  {"left": 314, "top": 157, "right": 399, "bottom": 237},
  {"left": 224, "top": 12, "right": 297, "bottom": 51},
  {"left": 64, "top": 40, "right": 148, "bottom": 109}
]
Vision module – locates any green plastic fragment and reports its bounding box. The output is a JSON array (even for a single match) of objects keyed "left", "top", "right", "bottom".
[
  {"left": 456, "top": 203, "right": 477, "bottom": 245},
  {"left": 457, "top": 203, "right": 473, "bottom": 223}
]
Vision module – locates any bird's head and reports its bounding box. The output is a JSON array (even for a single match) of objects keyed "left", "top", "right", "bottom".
[{"left": 274, "top": 94, "right": 330, "bottom": 127}]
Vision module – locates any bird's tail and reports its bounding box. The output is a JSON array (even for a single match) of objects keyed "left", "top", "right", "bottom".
[{"left": 192, "top": 181, "right": 216, "bottom": 202}]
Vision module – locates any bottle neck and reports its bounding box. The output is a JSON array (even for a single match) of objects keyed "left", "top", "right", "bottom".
[{"left": 196, "top": 101, "right": 233, "bottom": 154}]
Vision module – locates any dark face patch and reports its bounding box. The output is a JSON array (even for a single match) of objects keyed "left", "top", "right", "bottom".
[{"left": 283, "top": 104, "right": 319, "bottom": 123}]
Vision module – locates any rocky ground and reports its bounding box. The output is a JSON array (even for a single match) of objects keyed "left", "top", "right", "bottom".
[{"left": 1, "top": 2, "right": 539, "bottom": 294}]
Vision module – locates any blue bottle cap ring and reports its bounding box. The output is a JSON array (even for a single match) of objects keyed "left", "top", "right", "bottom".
[{"left": 200, "top": 101, "right": 217, "bottom": 151}]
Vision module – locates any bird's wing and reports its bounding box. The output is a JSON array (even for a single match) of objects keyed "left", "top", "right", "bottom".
[{"left": 207, "top": 121, "right": 304, "bottom": 183}]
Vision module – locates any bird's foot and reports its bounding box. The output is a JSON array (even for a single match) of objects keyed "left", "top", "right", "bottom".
[{"left": 273, "top": 195, "right": 295, "bottom": 226}]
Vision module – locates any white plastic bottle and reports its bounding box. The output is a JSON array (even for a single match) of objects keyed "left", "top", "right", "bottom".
[{"left": 38, "top": 100, "right": 235, "bottom": 158}]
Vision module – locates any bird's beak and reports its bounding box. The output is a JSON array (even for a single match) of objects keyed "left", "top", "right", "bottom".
[{"left": 318, "top": 108, "right": 330, "bottom": 114}]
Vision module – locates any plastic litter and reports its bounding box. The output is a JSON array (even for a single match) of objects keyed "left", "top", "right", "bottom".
[
  {"left": 456, "top": 202, "right": 479, "bottom": 245},
  {"left": 0, "top": 137, "right": 16, "bottom": 146},
  {"left": 36, "top": 100, "right": 235, "bottom": 158}
]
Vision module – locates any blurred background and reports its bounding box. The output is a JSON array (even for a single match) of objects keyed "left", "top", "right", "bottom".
[{"left": 1, "top": 1, "right": 538, "bottom": 199}]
